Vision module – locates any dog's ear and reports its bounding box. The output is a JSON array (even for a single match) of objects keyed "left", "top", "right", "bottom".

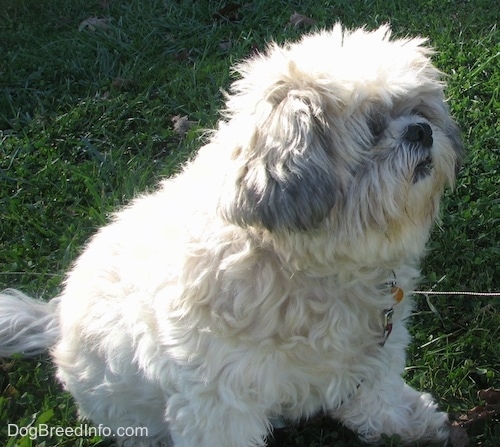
[{"left": 219, "top": 75, "right": 346, "bottom": 232}]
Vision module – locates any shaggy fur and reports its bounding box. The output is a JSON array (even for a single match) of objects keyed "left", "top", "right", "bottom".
[{"left": 0, "top": 24, "right": 462, "bottom": 446}]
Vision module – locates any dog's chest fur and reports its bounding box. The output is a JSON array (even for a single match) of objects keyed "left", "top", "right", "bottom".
[{"left": 146, "top": 243, "right": 415, "bottom": 420}]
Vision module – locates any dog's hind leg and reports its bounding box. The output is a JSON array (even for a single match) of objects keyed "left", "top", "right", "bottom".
[{"left": 53, "top": 343, "right": 173, "bottom": 446}]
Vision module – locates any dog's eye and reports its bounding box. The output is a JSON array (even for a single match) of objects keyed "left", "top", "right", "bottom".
[{"left": 412, "top": 107, "right": 431, "bottom": 121}]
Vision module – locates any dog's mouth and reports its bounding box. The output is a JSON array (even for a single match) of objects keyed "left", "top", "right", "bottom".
[{"left": 413, "top": 156, "right": 434, "bottom": 183}]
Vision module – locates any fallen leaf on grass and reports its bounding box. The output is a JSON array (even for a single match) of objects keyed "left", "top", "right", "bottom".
[
  {"left": 468, "top": 404, "right": 498, "bottom": 423},
  {"left": 478, "top": 387, "right": 500, "bottom": 404},
  {"left": 111, "top": 77, "right": 138, "bottom": 91},
  {"left": 450, "top": 387, "right": 500, "bottom": 445},
  {"left": 465, "top": 388, "right": 500, "bottom": 426},
  {"left": 173, "top": 50, "right": 192, "bottom": 62},
  {"left": 4, "top": 383, "right": 18, "bottom": 398},
  {"left": 289, "top": 12, "right": 317, "bottom": 28},
  {"left": 171, "top": 115, "right": 196, "bottom": 137},
  {"left": 213, "top": 3, "right": 242, "bottom": 22},
  {"left": 78, "top": 17, "right": 110, "bottom": 32}
]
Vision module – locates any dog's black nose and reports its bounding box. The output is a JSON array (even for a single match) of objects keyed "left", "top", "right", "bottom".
[{"left": 404, "top": 123, "right": 433, "bottom": 148}]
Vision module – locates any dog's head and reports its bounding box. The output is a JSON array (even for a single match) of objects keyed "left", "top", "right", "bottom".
[{"left": 216, "top": 25, "right": 462, "bottom": 265}]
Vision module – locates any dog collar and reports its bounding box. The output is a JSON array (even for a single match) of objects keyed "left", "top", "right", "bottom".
[{"left": 381, "top": 279, "right": 404, "bottom": 346}]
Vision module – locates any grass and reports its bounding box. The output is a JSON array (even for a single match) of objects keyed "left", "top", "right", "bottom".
[{"left": 0, "top": 0, "right": 498, "bottom": 445}]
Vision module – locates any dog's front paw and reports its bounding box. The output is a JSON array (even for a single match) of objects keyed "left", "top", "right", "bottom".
[
  {"left": 339, "top": 384, "right": 450, "bottom": 445},
  {"left": 407, "top": 392, "right": 450, "bottom": 444}
]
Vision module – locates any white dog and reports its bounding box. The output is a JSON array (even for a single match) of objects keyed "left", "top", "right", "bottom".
[{"left": 0, "top": 24, "right": 462, "bottom": 446}]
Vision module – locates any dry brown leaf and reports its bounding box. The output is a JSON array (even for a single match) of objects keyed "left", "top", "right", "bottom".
[
  {"left": 4, "top": 383, "right": 18, "bottom": 397},
  {"left": 172, "top": 115, "right": 196, "bottom": 137},
  {"left": 173, "top": 50, "right": 191, "bottom": 62},
  {"left": 213, "top": 3, "right": 242, "bottom": 22},
  {"left": 111, "top": 78, "right": 137, "bottom": 91},
  {"left": 467, "top": 404, "right": 498, "bottom": 423},
  {"left": 451, "top": 389, "right": 500, "bottom": 437},
  {"left": 289, "top": 12, "right": 317, "bottom": 28},
  {"left": 78, "top": 17, "right": 110, "bottom": 32},
  {"left": 478, "top": 387, "right": 500, "bottom": 405}
]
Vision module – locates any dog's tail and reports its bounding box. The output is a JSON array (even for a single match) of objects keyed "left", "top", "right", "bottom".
[{"left": 0, "top": 289, "right": 60, "bottom": 357}]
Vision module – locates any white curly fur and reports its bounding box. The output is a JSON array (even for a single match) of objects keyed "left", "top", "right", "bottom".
[{"left": 0, "top": 24, "right": 462, "bottom": 446}]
